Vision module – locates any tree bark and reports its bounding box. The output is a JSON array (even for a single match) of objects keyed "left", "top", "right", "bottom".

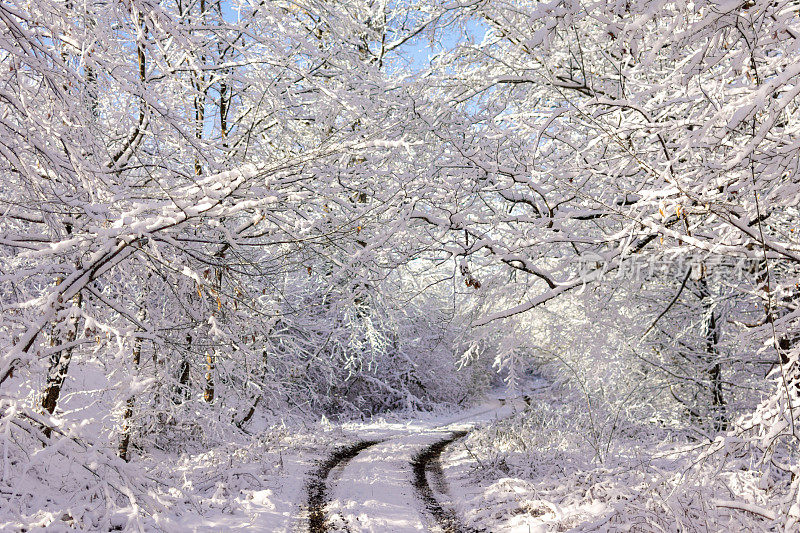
[
  {"left": 175, "top": 333, "right": 192, "bottom": 404},
  {"left": 696, "top": 274, "right": 728, "bottom": 431},
  {"left": 118, "top": 307, "right": 146, "bottom": 461},
  {"left": 41, "top": 290, "right": 83, "bottom": 438}
]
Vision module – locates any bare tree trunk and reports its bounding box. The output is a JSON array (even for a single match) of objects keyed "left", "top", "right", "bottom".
[
  {"left": 117, "top": 344, "right": 142, "bottom": 460},
  {"left": 193, "top": 91, "right": 205, "bottom": 176},
  {"left": 696, "top": 274, "right": 727, "bottom": 431},
  {"left": 41, "top": 290, "right": 82, "bottom": 438},
  {"left": 110, "top": 12, "right": 148, "bottom": 169},
  {"left": 204, "top": 262, "right": 224, "bottom": 403},
  {"left": 84, "top": 9, "right": 99, "bottom": 118},
  {"left": 193, "top": 0, "right": 207, "bottom": 177},
  {"left": 204, "top": 351, "right": 215, "bottom": 403},
  {"left": 174, "top": 333, "right": 192, "bottom": 404},
  {"left": 237, "top": 348, "right": 270, "bottom": 428},
  {"left": 176, "top": 358, "right": 191, "bottom": 404},
  {"left": 118, "top": 307, "right": 146, "bottom": 461},
  {"left": 219, "top": 77, "right": 228, "bottom": 147}
]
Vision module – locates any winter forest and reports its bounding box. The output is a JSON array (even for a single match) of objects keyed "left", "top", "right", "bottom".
[{"left": 0, "top": 0, "right": 799, "bottom": 531}]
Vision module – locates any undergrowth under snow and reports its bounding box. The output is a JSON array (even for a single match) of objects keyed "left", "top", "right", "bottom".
[
  {"left": 444, "top": 382, "right": 788, "bottom": 533},
  {"left": 443, "top": 384, "right": 786, "bottom": 532}
]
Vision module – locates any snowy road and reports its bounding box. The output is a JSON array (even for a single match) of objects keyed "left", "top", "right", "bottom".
[
  {"left": 305, "top": 397, "right": 523, "bottom": 532},
  {"left": 411, "top": 430, "right": 476, "bottom": 533}
]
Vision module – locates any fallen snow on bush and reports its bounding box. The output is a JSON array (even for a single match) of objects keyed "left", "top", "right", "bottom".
[{"left": 443, "top": 384, "right": 782, "bottom": 532}]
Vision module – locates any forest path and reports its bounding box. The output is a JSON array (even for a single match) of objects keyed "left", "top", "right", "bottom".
[
  {"left": 410, "top": 429, "right": 480, "bottom": 533},
  {"left": 304, "top": 396, "right": 524, "bottom": 532},
  {"left": 307, "top": 439, "right": 384, "bottom": 532}
]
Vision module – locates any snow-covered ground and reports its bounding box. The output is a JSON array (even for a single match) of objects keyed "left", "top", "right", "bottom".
[
  {"left": 438, "top": 384, "right": 780, "bottom": 533},
  {"left": 322, "top": 397, "right": 522, "bottom": 531},
  {"left": 3, "top": 376, "right": 782, "bottom": 532},
  {"left": 1, "top": 384, "right": 525, "bottom": 532},
  {"left": 151, "top": 389, "right": 531, "bottom": 532}
]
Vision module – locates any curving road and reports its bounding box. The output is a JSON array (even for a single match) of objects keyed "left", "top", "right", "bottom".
[
  {"left": 411, "top": 430, "right": 481, "bottom": 533},
  {"left": 303, "top": 397, "right": 519, "bottom": 532},
  {"left": 307, "top": 439, "right": 384, "bottom": 532}
]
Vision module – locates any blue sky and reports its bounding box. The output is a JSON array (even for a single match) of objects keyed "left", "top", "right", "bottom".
[
  {"left": 402, "top": 18, "right": 487, "bottom": 72},
  {"left": 218, "top": 0, "right": 487, "bottom": 73}
]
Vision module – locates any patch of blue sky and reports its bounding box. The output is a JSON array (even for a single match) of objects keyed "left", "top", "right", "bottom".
[
  {"left": 219, "top": 0, "right": 242, "bottom": 23},
  {"left": 397, "top": 17, "right": 488, "bottom": 73}
]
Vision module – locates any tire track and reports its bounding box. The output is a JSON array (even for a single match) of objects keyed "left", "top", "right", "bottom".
[
  {"left": 306, "top": 439, "right": 382, "bottom": 532},
  {"left": 411, "top": 430, "right": 481, "bottom": 533},
  {"left": 305, "top": 398, "right": 516, "bottom": 532}
]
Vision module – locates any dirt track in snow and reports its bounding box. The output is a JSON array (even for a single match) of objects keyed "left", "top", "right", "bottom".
[
  {"left": 303, "top": 398, "right": 515, "bottom": 532},
  {"left": 305, "top": 431, "right": 476, "bottom": 533},
  {"left": 306, "top": 439, "right": 383, "bottom": 532},
  {"left": 411, "top": 430, "right": 482, "bottom": 533}
]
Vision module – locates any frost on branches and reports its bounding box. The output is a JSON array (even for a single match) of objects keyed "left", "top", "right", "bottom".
[{"left": 0, "top": 0, "right": 799, "bottom": 530}]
